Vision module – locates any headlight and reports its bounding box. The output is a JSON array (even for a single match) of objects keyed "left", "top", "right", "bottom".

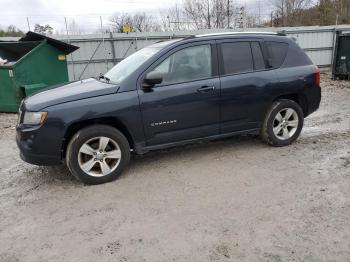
[{"left": 22, "top": 112, "right": 48, "bottom": 125}]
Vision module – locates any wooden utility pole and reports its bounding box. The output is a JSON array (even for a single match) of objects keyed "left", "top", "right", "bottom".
[
  {"left": 26, "top": 17, "right": 31, "bottom": 31},
  {"left": 227, "top": 0, "right": 230, "bottom": 28},
  {"left": 281, "top": 0, "right": 285, "bottom": 27},
  {"left": 207, "top": 0, "right": 211, "bottom": 29},
  {"left": 271, "top": 11, "right": 274, "bottom": 27}
]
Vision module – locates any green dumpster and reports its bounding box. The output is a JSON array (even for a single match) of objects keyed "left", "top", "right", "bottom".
[
  {"left": 332, "top": 31, "right": 350, "bottom": 80},
  {"left": 0, "top": 31, "right": 79, "bottom": 112}
]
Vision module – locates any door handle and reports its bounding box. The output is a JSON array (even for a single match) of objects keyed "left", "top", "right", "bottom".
[{"left": 197, "top": 86, "right": 215, "bottom": 93}]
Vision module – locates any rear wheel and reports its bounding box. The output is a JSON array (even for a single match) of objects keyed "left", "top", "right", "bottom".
[
  {"left": 66, "top": 125, "right": 130, "bottom": 184},
  {"left": 261, "top": 99, "right": 304, "bottom": 146}
]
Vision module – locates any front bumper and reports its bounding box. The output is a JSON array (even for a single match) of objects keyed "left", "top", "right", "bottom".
[{"left": 16, "top": 125, "right": 63, "bottom": 166}]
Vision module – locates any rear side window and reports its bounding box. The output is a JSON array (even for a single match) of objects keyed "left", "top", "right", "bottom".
[
  {"left": 265, "top": 41, "right": 289, "bottom": 68},
  {"left": 221, "top": 42, "right": 253, "bottom": 75},
  {"left": 251, "top": 42, "right": 266, "bottom": 70}
]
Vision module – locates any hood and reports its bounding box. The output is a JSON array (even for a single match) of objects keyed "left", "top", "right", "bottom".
[{"left": 24, "top": 78, "right": 119, "bottom": 111}]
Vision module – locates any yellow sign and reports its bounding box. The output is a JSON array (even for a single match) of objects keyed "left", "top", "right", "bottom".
[
  {"left": 58, "top": 55, "right": 66, "bottom": 61},
  {"left": 122, "top": 23, "right": 132, "bottom": 33}
]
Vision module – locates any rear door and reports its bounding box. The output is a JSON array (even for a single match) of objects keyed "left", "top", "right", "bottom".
[
  {"left": 138, "top": 41, "right": 221, "bottom": 146},
  {"left": 217, "top": 39, "right": 278, "bottom": 133}
]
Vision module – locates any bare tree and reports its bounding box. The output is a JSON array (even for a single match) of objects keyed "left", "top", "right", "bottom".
[
  {"left": 110, "top": 12, "right": 162, "bottom": 33},
  {"left": 34, "top": 24, "right": 54, "bottom": 35},
  {"left": 270, "top": 0, "right": 313, "bottom": 26},
  {"left": 0, "top": 25, "right": 24, "bottom": 37},
  {"left": 107, "top": 0, "right": 350, "bottom": 34},
  {"left": 159, "top": 3, "right": 194, "bottom": 31},
  {"left": 68, "top": 20, "right": 84, "bottom": 35},
  {"left": 317, "top": 0, "right": 350, "bottom": 25},
  {"left": 110, "top": 13, "right": 132, "bottom": 33},
  {"left": 212, "top": 0, "right": 227, "bottom": 28},
  {"left": 183, "top": 0, "right": 212, "bottom": 29},
  {"left": 170, "top": 3, "right": 189, "bottom": 30},
  {"left": 182, "top": 0, "right": 237, "bottom": 29},
  {"left": 133, "top": 13, "right": 162, "bottom": 32}
]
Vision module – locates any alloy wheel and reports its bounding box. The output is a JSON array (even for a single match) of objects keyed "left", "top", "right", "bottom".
[
  {"left": 78, "top": 136, "right": 121, "bottom": 177},
  {"left": 272, "top": 108, "right": 299, "bottom": 140}
]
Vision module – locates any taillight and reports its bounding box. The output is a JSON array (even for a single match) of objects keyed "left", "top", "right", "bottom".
[{"left": 315, "top": 66, "right": 320, "bottom": 87}]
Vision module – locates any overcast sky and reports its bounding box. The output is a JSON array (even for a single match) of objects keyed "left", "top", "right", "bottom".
[
  {"left": 0, "top": 0, "right": 178, "bottom": 33},
  {"left": 0, "top": 0, "right": 268, "bottom": 33}
]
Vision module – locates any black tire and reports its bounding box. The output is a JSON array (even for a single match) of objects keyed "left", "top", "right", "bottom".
[
  {"left": 261, "top": 99, "right": 304, "bottom": 147},
  {"left": 66, "top": 125, "right": 130, "bottom": 185}
]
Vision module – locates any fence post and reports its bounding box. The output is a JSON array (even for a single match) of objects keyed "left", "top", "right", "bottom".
[
  {"left": 100, "top": 16, "right": 108, "bottom": 72},
  {"left": 64, "top": 17, "right": 76, "bottom": 81},
  {"left": 110, "top": 32, "right": 117, "bottom": 65}
]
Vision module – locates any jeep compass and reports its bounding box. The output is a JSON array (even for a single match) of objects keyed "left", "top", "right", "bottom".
[{"left": 16, "top": 32, "right": 321, "bottom": 184}]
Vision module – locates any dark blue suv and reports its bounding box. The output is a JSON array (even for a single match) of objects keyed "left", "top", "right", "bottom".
[{"left": 16, "top": 32, "right": 321, "bottom": 184}]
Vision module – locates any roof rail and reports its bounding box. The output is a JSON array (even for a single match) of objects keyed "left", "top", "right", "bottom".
[
  {"left": 183, "top": 35, "right": 195, "bottom": 40},
  {"left": 194, "top": 31, "right": 286, "bottom": 38},
  {"left": 277, "top": 30, "right": 287, "bottom": 36}
]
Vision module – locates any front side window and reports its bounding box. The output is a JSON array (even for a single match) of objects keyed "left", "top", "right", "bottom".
[
  {"left": 153, "top": 45, "right": 212, "bottom": 85},
  {"left": 221, "top": 42, "right": 253, "bottom": 75}
]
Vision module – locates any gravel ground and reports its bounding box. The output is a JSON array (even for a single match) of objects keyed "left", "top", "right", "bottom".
[{"left": 0, "top": 73, "right": 349, "bottom": 262}]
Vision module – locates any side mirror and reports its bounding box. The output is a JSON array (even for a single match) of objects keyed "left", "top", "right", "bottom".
[{"left": 143, "top": 71, "right": 163, "bottom": 88}]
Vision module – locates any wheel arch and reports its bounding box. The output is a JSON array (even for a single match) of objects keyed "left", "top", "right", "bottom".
[
  {"left": 62, "top": 117, "right": 135, "bottom": 158},
  {"left": 273, "top": 93, "right": 308, "bottom": 117}
]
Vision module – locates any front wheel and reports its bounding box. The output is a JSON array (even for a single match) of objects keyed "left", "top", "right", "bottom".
[
  {"left": 261, "top": 99, "right": 304, "bottom": 147},
  {"left": 66, "top": 125, "right": 130, "bottom": 185}
]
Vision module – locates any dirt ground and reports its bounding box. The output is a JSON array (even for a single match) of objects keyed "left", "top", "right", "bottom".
[{"left": 0, "top": 73, "right": 349, "bottom": 262}]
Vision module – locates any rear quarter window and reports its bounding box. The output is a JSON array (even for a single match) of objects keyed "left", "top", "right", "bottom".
[{"left": 265, "top": 41, "right": 289, "bottom": 68}]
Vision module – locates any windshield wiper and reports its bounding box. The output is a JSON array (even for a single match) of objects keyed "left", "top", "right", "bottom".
[{"left": 98, "top": 73, "right": 110, "bottom": 83}]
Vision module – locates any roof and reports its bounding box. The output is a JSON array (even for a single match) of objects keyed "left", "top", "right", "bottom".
[{"left": 19, "top": 31, "right": 79, "bottom": 55}]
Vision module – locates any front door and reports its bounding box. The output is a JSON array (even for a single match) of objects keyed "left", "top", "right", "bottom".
[{"left": 138, "top": 42, "right": 220, "bottom": 146}]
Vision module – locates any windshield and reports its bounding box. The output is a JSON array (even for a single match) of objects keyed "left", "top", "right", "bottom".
[{"left": 104, "top": 47, "right": 161, "bottom": 83}]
